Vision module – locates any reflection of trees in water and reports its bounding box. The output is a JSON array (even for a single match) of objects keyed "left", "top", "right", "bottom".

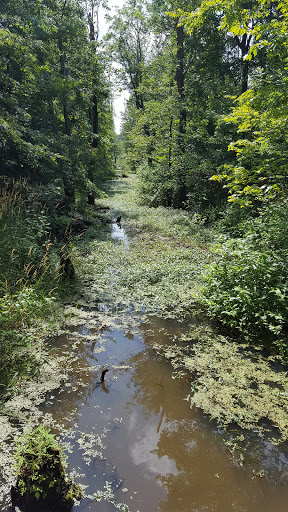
[
  {"left": 45, "top": 322, "right": 288, "bottom": 512},
  {"left": 42, "top": 333, "right": 105, "bottom": 429},
  {"left": 127, "top": 346, "right": 288, "bottom": 512}
]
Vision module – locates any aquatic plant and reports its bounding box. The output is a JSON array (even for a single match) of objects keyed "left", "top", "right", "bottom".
[
  {"left": 154, "top": 324, "right": 288, "bottom": 445},
  {"left": 76, "top": 176, "right": 215, "bottom": 319}
]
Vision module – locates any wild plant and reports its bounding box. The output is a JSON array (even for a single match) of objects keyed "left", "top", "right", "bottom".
[
  {"left": 203, "top": 200, "right": 288, "bottom": 352},
  {"left": 0, "top": 179, "right": 61, "bottom": 398},
  {"left": 12, "top": 425, "right": 82, "bottom": 507}
]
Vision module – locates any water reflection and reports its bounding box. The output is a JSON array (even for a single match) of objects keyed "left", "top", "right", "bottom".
[
  {"left": 40, "top": 318, "right": 288, "bottom": 512},
  {"left": 129, "top": 413, "right": 178, "bottom": 478},
  {"left": 110, "top": 221, "right": 128, "bottom": 247}
]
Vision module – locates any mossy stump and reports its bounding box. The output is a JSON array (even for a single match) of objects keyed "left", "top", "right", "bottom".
[{"left": 11, "top": 426, "right": 82, "bottom": 512}]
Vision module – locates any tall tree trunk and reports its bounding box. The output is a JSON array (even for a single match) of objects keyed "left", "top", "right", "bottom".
[
  {"left": 62, "top": 176, "right": 75, "bottom": 204},
  {"left": 88, "top": 14, "right": 99, "bottom": 206},
  {"left": 58, "top": 32, "right": 74, "bottom": 205},
  {"left": 92, "top": 92, "right": 99, "bottom": 150},
  {"left": 176, "top": 24, "right": 186, "bottom": 149},
  {"left": 175, "top": 23, "right": 187, "bottom": 207},
  {"left": 168, "top": 115, "right": 173, "bottom": 169},
  {"left": 58, "top": 35, "right": 71, "bottom": 136},
  {"left": 235, "top": 33, "right": 252, "bottom": 93}
]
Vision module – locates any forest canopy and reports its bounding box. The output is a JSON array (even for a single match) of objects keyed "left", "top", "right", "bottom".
[
  {"left": 0, "top": 0, "right": 115, "bottom": 204},
  {"left": 115, "top": 0, "right": 288, "bottom": 213},
  {"left": 113, "top": 0, "right": 288, "bottom": 349}
]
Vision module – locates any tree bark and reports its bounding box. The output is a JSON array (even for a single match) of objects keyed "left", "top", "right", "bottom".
[
  {"left": 58, "top": 31, "right": 74, "bottom": 204},
  {"left": 92, "top": 92, "right": 99, "bottom": 150},
  {"left": 175, "top": 23, "right": 187, "bottom": 206},
  {"left": 168, "top": 115, "right": 173, "bottom": 169},
  {"left": 235, "top": 33, "right": 252, "bottom": 93},
  {"left": 58, "top": 35, "right": 71, "bottom": 136},
  {"left": 176, "top": 24, "right": 186, "bottom": 149},
  {"left": 88, "top": 14, "right": 99, "bottom": 205}
]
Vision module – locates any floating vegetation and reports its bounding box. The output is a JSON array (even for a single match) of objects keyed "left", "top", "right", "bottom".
[
  {"left": 76, "top": 229, "right": 211, "bottom": 320},
  {"left": 2, "top": 174, "right": 288, "bottom": 509},
  {"left": 93, "top": 481, "right": 137, "bottom": 512},
  {"left": 153, "top": 325, "right": 288, "bottom": 445},
  {"left": 77, "top": 430, "right": 108, "bottom": 465}
]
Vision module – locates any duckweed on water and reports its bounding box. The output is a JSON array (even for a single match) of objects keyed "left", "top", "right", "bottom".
[
  {"left": 76, "top": 232, "right": 211, "bottom": 318},
  {"left": 102, "top": 175, "right": 214, "bottom": 244},
  {"left": 153, "top": 325, "right": 288, "bottom": 445},
  {"left": 3, "top": 174, "right": 288, "bottom": 506},
  {"left": 73, "top": 175, "right": 216, "bottom": 319}
]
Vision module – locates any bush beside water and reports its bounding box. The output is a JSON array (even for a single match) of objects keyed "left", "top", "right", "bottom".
[
  {"left": 204, "top": 201, "right": 288, "bottom": 353},
  {"left": 11, "top": 425, "right": 82, "bottom": 510}
]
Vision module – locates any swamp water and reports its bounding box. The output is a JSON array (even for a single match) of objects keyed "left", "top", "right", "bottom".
[{"left": 3, "top": 220, "right": 288, "bottom": 511}]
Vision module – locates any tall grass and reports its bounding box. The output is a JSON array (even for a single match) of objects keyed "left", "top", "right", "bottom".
[{"left": 0, "top": 178, "right": 62, "bottom": 399}]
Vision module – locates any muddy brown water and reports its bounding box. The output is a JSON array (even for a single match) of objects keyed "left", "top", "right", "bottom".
[
  {"left": 5, "top": 221, "right": 288, "bottom": 511},
  {"left": 44, "top": 319, "right": 288, "bottom": 512}
]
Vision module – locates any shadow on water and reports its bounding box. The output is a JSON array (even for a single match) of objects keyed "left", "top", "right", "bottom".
[{"left": 4, "top": 218, "right": 288, "bottom": 512}]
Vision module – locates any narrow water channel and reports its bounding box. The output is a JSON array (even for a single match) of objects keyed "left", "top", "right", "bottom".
[
  {"left": 3, "top": 216, "right": 288, "bottom": 512},
  {"left": 35, "top": 220, "right": 288, "bottom": 512}
]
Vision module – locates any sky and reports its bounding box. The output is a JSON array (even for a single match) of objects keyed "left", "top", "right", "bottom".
[{"left": 98, "top": 0, "right": 129, "bottom": 134}]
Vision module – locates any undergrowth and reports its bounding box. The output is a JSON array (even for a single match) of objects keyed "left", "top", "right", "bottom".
[
  {"left": 75, "top": 175, "right": 216, "bottom": 319},
  {"left": 102, "top": 175, "right": 214, "bottom": 244},
  {"left": 0, "top": 178, "right": 76, "bottom": 400},
  {"left": 93, "top": 175, "right": 288, "bottom": 355},
  {"left": 203, "top": 200, "right": 288, "bottom": 354}
]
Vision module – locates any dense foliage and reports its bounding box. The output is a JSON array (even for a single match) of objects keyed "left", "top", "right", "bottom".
[
  {"left": 0, "top": 0, "right": 116, "bottom": 396},
  {"left": 204, "top": 201, "right": 288, "bottom": 351},
  {"left": 0, "top": 0, "right": 115, "bottom": 202},
  {"left": 1, "top": 0, "right": 288, "bottom": 398},
  {"left": 113, "top": 0, "right": 288, "bottom": 349}
]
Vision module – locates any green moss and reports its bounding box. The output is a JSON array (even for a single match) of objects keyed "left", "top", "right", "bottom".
[{"left": 11, "top": 425, "right": 82, "bottom": 510}]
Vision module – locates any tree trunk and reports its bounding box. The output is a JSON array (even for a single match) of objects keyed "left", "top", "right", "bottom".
[
  {"left": 168, "top": 115, "right": 173, "bottom": 169},
  {"left": 176, "top": 24, "right": 186, "bottom": 150},
  {"left": 92, "top": 92, "right": 99, "bottom": 150},
  {"left": 241, "top": 59, "right": 249, "bottom": 94},
  {"left": 58, "top": 32, "right": 74, "bottom": 204},
  {"left": 58, "top": 35, "right": 71, "bottom": 136},
  {"left": 175, "top": 23, "right": 187, "bottom": 206},
  {"left": 62, "top": 175, "right": 75, "bottom": 208},
  {"left": 235, "top": 33, "right": 251, "bottom": 93},
  {"left": 88, "top": 15, "right": 99, "bottom": 206}
]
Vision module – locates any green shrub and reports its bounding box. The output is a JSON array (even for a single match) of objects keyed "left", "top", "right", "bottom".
[
  {"left": 0, "top": 179, "right": 58, "bottom": 294},
  {"left": 0, "top": 329, "right": 39, "bottom": 397},
  {"left": 203, "top": 201, "right": 288, "bottom": 350},
  {"left": 0, "top": 179, "right": 62, "bottom": 399}
]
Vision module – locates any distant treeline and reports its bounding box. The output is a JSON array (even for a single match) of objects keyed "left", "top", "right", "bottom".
[{"left": 111, "top": 0, "right": 288, "bottom": 217}]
